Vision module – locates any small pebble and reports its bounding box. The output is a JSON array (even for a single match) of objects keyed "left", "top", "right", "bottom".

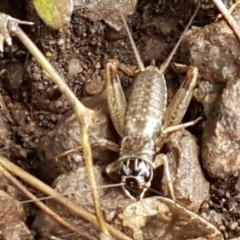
[{"left": 229, "top": 222, "right": 238, "bottom": 231}]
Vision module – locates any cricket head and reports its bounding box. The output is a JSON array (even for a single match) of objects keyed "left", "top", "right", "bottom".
[{"left": 106, "top": 157, "right": 154, "bottom": 200}]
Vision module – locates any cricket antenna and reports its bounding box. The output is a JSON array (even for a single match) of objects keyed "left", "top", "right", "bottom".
[
  {"left": 20, "top": 183, "right": 125, "bottom": 204},
  {"left": 160, "top": 1, "right": 201, "bottom": 73},
  {"left": 120, "top": 12, "right": 145, "bottom": 72}
]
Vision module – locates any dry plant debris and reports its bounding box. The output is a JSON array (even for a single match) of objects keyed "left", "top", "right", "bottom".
[{"left": 115, "top": 197, "right": 223, "bottom": 240}]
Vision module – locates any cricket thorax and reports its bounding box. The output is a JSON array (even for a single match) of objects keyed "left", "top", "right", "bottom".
[{"left": 120, "top": 135, "right": 156, "bottom": 159}]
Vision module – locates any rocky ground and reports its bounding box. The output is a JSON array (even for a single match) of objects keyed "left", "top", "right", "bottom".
[{"left": 0, "top": 0, "right": 240, "bottom": 239}]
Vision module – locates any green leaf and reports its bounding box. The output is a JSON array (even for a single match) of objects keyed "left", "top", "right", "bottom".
[{"left": 33, "top": 0, "right": 73, "bottom": 29}]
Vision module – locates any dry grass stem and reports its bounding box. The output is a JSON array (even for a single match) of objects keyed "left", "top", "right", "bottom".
[
  {"left": 7, "top": 20, "right": 108, "bottom": 236},
  {"left": 213, "top": 0, "right": 240, "bottom": 41}
]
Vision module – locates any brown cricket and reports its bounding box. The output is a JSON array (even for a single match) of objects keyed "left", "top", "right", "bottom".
[{"left": 105, "top": 2, "right": 202, "bottom": 200}]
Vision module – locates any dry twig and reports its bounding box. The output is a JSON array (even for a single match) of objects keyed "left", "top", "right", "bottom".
[
  {"left": 5, "top": 19, "right": 107, "bottom": 236},
  {"left": 213, "top": 0, "right": 240, "bottom": 41}
]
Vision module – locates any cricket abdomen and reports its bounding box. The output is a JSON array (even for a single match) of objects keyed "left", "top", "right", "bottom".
[
  {"left": 125, "top": 66, "right": 167, "bottom": 137},
  {"left": 120, "top": 66, "right": 167, "bottom": 161}
]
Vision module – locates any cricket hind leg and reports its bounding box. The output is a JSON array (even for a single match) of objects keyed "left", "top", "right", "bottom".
[
  {"left": 105, "top": 58, "right": 141, "bottom": 137},
  {"left": 164, "top": 66, "right": 199, "bottom": 128},
  {"left": 163, "top": 66, "right": 203, "bottom": 135},
  {"left": 156, "top": 66, "right": 201, "bottom": 150},
  {"left": 105, "top": 59, "right": 127, "bottom": 137},
  {"left": 105, "top": 13, "right": 144, "bottom": 137},
  {"left": 154, "top": 66, "right": 201, "bottom": 200}
]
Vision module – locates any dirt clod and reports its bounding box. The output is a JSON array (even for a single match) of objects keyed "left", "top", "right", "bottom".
[
  {"left": 202, "top": 77, "right": 240, "bottom": 178},
  {"left": 162, "top": 130, "right": 210, "bottom": 212},
  {"left": 0, "top": 190, "right": 33, "bottom": 240},
  {"left": 37, "top": 92, "right": 119, "bottom": 183},
  {"left": 180, "top": 4, "right": 240, "bottom": 83},
  {"left": 74, "top": 0, "right": 137, "bottom": 31}
]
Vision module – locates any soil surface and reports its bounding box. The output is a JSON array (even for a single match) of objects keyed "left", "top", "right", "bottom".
[{"left": 0, "top": 0, "right": 240, "bottom": 239}]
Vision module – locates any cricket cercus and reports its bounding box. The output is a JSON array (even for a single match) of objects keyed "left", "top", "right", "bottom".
[{"left": 104, "top": 4, "right": 202, "bottom": 201}]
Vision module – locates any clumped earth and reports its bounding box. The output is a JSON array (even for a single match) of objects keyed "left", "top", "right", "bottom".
[{"left": 1, "top": 0, "right": 240, "bottom": 239}]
